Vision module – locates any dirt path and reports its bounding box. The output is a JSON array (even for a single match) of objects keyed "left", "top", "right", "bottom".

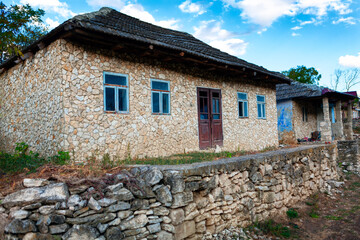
[{"left": 276, "top": 173, "right": 360, "bottom": 240}]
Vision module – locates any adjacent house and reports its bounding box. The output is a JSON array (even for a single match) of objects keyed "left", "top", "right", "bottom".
[
  {"left": 0, "top": 7, "right": 290, "bottom": 160},
  {"left": 341, "top": 91, "right": 360, "bottom": 119},
  {"left": 276, "top": 81, "right": 356, "bottom": 144}
]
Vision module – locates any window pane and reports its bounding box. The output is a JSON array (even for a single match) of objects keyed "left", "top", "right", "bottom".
[
  {"left": 118, "top": 88, "right": 127, "bottom": 112},
  {"left": 238, "top": 93, "right": 247, "bottom": 100},
  {"left": 212, "top": 92, "right": 220, "bottom": 98},
  {"left": 105, "top": 74, "right": 127, "bottom": 86},
  {"left": 244, "top": 102, "right": 248, "bottom": 117},
  {"left": 257, "top": 95, "right": 265, "bottom": 102},
  {"left": 199, "top": 91, "right": 208, "bottom": 97},
  {"left": 213, "top": 114, "right": 220, "bottom": 120},
  {"left": 262, "top": 104, "right": 266, "bottom": 118},
  {"left": 212, "top": 99, "right": 219, "bottom": 114},
  {"left": 200, "top": 98, "right": 208, "bottom": 113},
  {"left": 239, "top": 101, "right": 244, "bottom": 117},
  {"left": 257, "top": 103, "right": 262, "bottom": 118},
  {"left": 200, "top": 114, "right": 208, "bottom": 120},
  {"left": 105, "top": 87, "right": 115, "bottom": 111},
  {"left": 152, "top": 92, "right": 160, "bottom": 113},
  {"left": 152, "top": 81, "right": 169, "bottom": 91},
  {"left": 162, "top": 93, "right": 170, "bottom": 114}
]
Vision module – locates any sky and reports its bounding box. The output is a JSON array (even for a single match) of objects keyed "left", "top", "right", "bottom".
[{"left": 4, "top": 0, "right": 360, "bottom": 91}]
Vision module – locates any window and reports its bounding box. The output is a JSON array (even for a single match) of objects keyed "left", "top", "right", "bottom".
[
  {"left": 257, "top": 95, "right": 266, "bottom": 119},
  {"left": 237, "top": 92, "right": 248, "bottom": 118},
  {"left": 103, "top": 72, "right": 129, "bottom": 113},
  {"left": 151, "top": 79, "right": 170, "bottom": 114},
  {"left": 302, "top": 106, "right": 308, "bottom": 122}
]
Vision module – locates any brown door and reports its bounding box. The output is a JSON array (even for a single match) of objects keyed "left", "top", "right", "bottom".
[{"left": 197, "top": 88, "right": 223, "bottom": 149}]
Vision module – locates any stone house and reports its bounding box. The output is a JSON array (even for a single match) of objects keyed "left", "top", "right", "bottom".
[
  {"left": 276, "top": 81, "right": 356, "bottom": 144},
  {"left": 341, "top": 91, "right": 360, "bottom": 119},
  {"left": 0, "top": 7, "right": 289, "bottom": 160}
]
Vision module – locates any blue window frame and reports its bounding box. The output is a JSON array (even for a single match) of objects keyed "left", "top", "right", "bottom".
[
  {"left": 257, "top": 95, "right": 266, "bottom": 119},
  {"left": 103, "top": 72, "right": 129, "bottom": 113},
  {"left": 151, "top": 79, "right": 170, "bottom": 114},
  {"left": 237, "top": 92, "right": 248, "bottom": 118}
]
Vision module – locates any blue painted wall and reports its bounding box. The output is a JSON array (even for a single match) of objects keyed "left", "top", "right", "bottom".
[{"left": 277, "top": 100, "right": 293, "bottom": 133}]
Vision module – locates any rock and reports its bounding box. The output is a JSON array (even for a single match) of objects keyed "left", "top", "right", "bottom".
[
  {"left": 67, "top": 195, "right": 84, "bottom": 209},
  {"left": 73, "top": 207, "right": 90, "bottom": 217},
  {"left": 106, "top": 183, "right": 123, "bottom": 193},
  {"left": 48, "top": 214, "right": 66, "bottom": 225},
  {"left": 174, "top": 220, "right": 195, "bottom": 239},
  {"left": 97, "top": 198, "right": 116, "bottom": 207},
  {"left": 28, "top": 213, "right": 41, "bottom": 221},
  {"left": 22, "top": 203, "right": 42, "bottom": 210},
  {"left": 164, "top": 171, "right": 185, "bottom": 193},
  {"left": 2, "top": 183, "right": 69, "bottom": 208},
  {"left": 68, "top": 185, "right": 89, "bottom": 195},
  {"left": 147, "top": 223, "right": 161, "bottom": 234},
  {"left": 120, "top": 214, "right": 149, "bottom": 230},
  {"left": 5, "top": 219, "right": 36, "bottom": 234},
  {"left": 130, "top": 199, "right": 149, "bottom": 211},
  {"left": 49, "top": 223, "right": 69, "bottom": 234},
  {"left": 62, "top": 225, "right": 100, "bottom": 240},
  {"left": 162, "top": 223, "right": 175, "bottom": 233},
  {"left": 127, "top": 179, "right": 156, "bottom": 199},
  {"left": 172, "top": 192, "right": 193, "bottom": 208},
  {"left": 39, "top": 205, "right": 56, "bottom": 215},
  {"left": 23, "top": 233, "right": 53, "bottom": 240},
  {"left": 12, "top": 210, "right": 30, "bottom": 219},
  {"left": 66, "top": 213, "right": 116, "bottom": 225},
  {"left": 169, "top": 209, "right": 184, "bottom": 225},
  {"left": 111, "top": 188, "right": 134, "bottom": 201},
  {"left": 157, "top": 231, "right": 174, "bottom": 240},
  {"left": 107, "top": 202, "right": 131, "bottom": 212},
  {"left": 142, "top": 168, "right": 163, "bottom": 186},
  {"left": 105, "top": 227, "right": 124, "bottom": 239},
  {"left": 0, "top": 206, "right": 5, "bottom": 212},
  {"left": 153, "top": 206, "right": 170, "bottom": 216},
  {"left": 109, "top": 217, "right": 121, "bottom": 226},
  {"left": 154, "top": 185, "right": 172, "bottom": 206},
  {"left": 56, "top": 209, "right": 73, "bottom": 217},
  {"left": 23, "top": 179, "right": 49, "bottom": 188},
  {"left": 97, "top": 223, "right": 109, "bottom": 234},
  {"left": 88, "top": 197, "right": 101, "bottom": 211},
  {"left": 118, "top": 211, "right": 133, "bottom": 219}
]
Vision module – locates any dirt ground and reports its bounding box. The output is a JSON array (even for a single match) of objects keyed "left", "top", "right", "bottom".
[{"left": 273, "top": 173, "right": 360, "bottom": 240}]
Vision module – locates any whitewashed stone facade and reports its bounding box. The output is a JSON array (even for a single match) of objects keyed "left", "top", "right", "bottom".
[{"left": 0, "top": 39, "right": 279, "bottom": 160}]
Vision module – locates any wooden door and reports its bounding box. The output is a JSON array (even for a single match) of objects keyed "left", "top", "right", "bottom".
[{"left": 197, "top": 88, "right": 223, "bottom": 149}]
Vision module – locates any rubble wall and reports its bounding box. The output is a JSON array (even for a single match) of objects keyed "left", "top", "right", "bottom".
[{"left": 1, "top": 144, "right": 340, "bottom": 240}]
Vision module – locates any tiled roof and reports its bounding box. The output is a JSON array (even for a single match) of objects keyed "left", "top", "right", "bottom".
[{"left": 0, "top": 7, "right": 289, "bottom": 82}]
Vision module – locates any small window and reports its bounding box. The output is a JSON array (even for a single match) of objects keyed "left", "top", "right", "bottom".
[
  {"left": 257, "top": 95, "right": 266, "bottom": 119},
  {"left": 302, "top": 106, "right": 308, "bottom": 122},
  {"left": 237, "top": 92, "right": 248, "bottom": 118},
  {"left": 103, "top": 72, "right": 129, "bottom": 113},
  {"left": 151, "top": 79, "right": 170, "bottom": 114}
]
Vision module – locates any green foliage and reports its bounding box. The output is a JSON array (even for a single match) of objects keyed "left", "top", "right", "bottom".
[
  {"left": 0, "top": 142, "right": 70, "bottom": 174},
  {"left": 249, "top": 219, "right": 291, "bottom": 238},
  {"left": 0, "top": 2, "right": 47, "bottom": 63},
  {"left": 325, "top": 215, "right": 342, "bottom": 220},
  {"left": 282, "top": 65, "right": 322, "bottom": 85},
  {"left": 101, "top": 153, "right": 114, "bottom": 169},
  {"left": 286, "top": 208, "right": 299, "bottom": 219},
  {"left": 309, "top": 209, "right": 320, "bottom": 218}
]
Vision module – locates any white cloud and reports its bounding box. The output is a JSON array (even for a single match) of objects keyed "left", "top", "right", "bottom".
[
  {"left": 299, "top": 18, "right": 317, "bottom": 25},
  {"left": 179, "top": 0, "right": 206, "bottom": 15},
  {"left": 339, "top": 52, "right": 360, "bottom": 68},
  {"left": 221, "top": 0, "right": 353, "bottom": 27},
  {"left": 120, "top": 4, "right": 180, "bottom": 30},
  {"left": 45, "top": 18, "right": 60, "bottom": 29},
  {"left": 332, "top": 16, "right": 356, "bottom": 24},
  {"left": 291, "top": 32, "right": 300, "bottom": 36},
  {"left": 291, "top": 26, "right": 302, "bottom": 30},
  {"left": 87, "top": 0, "right": 126, "bottom": 9},
  {"left": 20, "top": 0, "right": 75, "bottom": 18},
  {"left": 193, "top": 20, "right": 248, "bottom": 56}
]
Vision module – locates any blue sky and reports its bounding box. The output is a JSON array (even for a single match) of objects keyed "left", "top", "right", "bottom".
[{"left": 4, "top": 0, "right": 360, "bottom": 91}]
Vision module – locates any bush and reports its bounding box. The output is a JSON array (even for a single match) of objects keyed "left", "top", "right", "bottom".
[
  {"left": 286, "top": 208, "right": 299, "bottom": 219},
  {"left": 0, "top": 142, "right": 70, "bottom": 174}
]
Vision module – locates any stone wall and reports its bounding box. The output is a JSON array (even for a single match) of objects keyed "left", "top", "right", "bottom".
[
  {"left": 1, "top": 144, "right": 340, "bottom": 240},
  {"left": 292, "top": 100, "right": 318, "bottom": 140},
  {"left": 0, "top": 41, "right": 65, "bottom": 156},
  {"left": 0, "top": 39, "right": 280, "bottom": 160},
  {"left": 337, "top": 140, "right": 360, "bottom": 172}
]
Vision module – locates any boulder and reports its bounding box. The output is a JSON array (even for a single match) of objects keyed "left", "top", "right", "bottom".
[
  {"left": 142, "top": 168, "right": 163, "bottom": 186},
  {"left": 23, "top": 179, "right": 49, "bottom": 188},
  {"left": 88, "top": 197, "right": 101, "bottom": 211},
  {"left": 163, "top": 171, "right": 185, "bottom": 193},
  {"left": 154, "top": 185, "right": 172, "bottom": 206},
  {"left": 5, "top": 219, "right": 36, "bottom": 234},
  {"left": 2, "top": 183, "right": 69, "bottom": 208},
  {"left": 62, "top": 225, "right": 100, "bottom": 240}
]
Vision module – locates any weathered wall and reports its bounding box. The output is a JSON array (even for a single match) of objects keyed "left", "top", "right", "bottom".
[
  {"left": 277, "top": 100, "right": 296, "bottom": 144},
  {"left": 1, "top": 144, "right": 340, "bottom": 240},
  {"left": 59, "top": 40, "right": 279, "bottom": 160},
  {"left": 0, "top": 41, "right": 65, "bottom": 156},
  {"left": 292, "top": 100, "right": 318, "bottom": 140}
]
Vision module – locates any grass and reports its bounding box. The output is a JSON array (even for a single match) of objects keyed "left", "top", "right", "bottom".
[
  {"left": 0, "top": 142, "right": 70, "bottom": 174},
  {"left": 325, "top": 215, "right": 343, "bottom": 220},
  {"left": 122, "top": 146, "right": 278, "bottom": 165},
  {"left": 247, "top": 219, "right": 292, "bottom": 238},
  {"left": 286, "top": 208, "right": 299, "bottom": 219}
]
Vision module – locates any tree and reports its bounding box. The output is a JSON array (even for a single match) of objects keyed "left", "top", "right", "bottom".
[
  {"left": 330, "top": 68, "right": 360, "bottom": 91},
  {"left": 282, "top": 65, "right": 322, "bottom": 85},
  {"left": 0, "top": 2, "right": 47, "bottom": 64}
]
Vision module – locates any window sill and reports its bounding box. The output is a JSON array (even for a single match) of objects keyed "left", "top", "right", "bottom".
[
  {"left": 257, "top": 117, "right": 267, "bottom": 120},
  {"left": 104, "top": 111, "right": 130, "bottom": 115},
  {"left": 152, "top": 113, "right": 171, "bottom": 115},
  {"left": 239, "top": 116, "right": 249, "bottom": 119}
]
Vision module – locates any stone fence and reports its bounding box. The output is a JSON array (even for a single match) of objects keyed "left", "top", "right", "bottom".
[
  {"left": 337, "top": 140, "right": 360, "bottom": 172},
  {"left": 1, "top": 144, "right": 340, "bottom": 240}
]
